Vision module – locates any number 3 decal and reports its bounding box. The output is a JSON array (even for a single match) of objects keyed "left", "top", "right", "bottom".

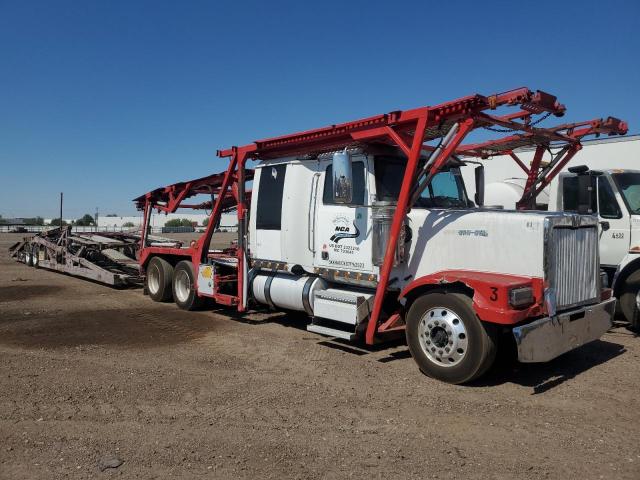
[{"left": 490, "top": 287, "right": 498, "bottom": 301}]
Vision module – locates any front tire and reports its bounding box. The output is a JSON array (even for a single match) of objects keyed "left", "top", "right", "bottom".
[
  {"left": 172, "top": 260, "right": 205, "bottom": 311},
  {"left": 146, "top": 257, "right": 174, "bottom": 302},
  {"left": 406, "top": 291, "right": 497, "bottom": 384}
]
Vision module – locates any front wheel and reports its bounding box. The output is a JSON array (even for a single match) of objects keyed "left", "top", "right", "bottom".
[
  {"left": 172, "top": 260, "right": 205, "bottom": 311},
  {"left": 406, "top": 291, "right": 497, "bottom": 384}
]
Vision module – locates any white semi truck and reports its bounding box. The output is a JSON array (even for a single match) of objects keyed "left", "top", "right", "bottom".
[
  {"left": 131, "top": 88, "right": 626, "bottom": 384},
  {"left": 471, "top": 135, "right": 640, "bottom": 329}
]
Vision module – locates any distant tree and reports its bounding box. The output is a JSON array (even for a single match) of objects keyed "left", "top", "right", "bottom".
[
  {"left": 0, "top": 215, "right": 5, "bottom": 225},
  {"left": 165, "top": 218, "right": 194, "bottom": 228},
  {"left": 122, "top": 221, "right": 135, "bottom": 228},
  {"left": 165, "top": 218, "right": 183, "bottom": 227},
  {"left": 105, "top": 213, "right": 118, "bottom": 217},
  {"left": 49, "top": 218, "right": 68, "bottom": 226},
  {"left": 202, "top": 217, "right": 209, "bottom": 227},
  {"left": 75, "top": 214, "right": 96, "bottom": 226}
]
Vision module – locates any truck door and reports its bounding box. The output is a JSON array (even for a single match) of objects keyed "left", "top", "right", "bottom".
[
  {"left": 252, "top": 163, "right": 288, "bottom": 261},
  {"left": 596, "top": 175, "right": 631, "bottom": 267},
  {"left": 314, "top": 157, "right": 375, "bottom": 274},
  {"left": 560, "top": 174, "right": 630, "bottom": 267}
]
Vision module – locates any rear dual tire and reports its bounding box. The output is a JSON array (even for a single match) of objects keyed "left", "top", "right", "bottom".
[
  {"left": 146, "top": 257, "right": 174, "bottom": 302},
  {"left": 146, "top": 257, "right": 205, "bottom": 311},
  {"left": 172, "top": 260, "right": 205, "bottom": 311},
  {"left": 406, "top": 291, "right": 497, "bottom": 384}
]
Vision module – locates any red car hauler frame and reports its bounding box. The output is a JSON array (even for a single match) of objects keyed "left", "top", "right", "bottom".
[{"left": 136, "top": 87, "right": 627, "bottom": 346}]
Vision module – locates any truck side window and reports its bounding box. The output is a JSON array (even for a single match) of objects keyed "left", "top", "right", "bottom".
[
  {"left": 256, "top": 164, "right": 287, "bottom": 230},
  {"left": 323, "top": 161, "right": 366, "bottom": 205},
  {"left": 562, "top": 176, "right": 597, "bottom": 213},
  {"left": 598, "top": 178, "right": 622, "bottom": 219}
]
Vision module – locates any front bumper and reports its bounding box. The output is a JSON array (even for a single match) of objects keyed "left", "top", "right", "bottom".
[{"left": 512, "top": 297, "right": 615, "bottom": 363}]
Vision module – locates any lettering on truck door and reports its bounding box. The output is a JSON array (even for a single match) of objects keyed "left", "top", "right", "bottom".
[{"left": 314, "top": 157, "right": 374, "bottom": 274}]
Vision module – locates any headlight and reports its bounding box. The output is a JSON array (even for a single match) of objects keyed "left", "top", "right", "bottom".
[{"left": 509, "top": 286, "right": 534, "bottom": 308}]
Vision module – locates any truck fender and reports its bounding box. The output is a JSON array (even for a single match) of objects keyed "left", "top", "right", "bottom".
[
  {"left": 612, "top": 252, "right": 640, "bottom": 297},
  {"left": 399, "top": 270, "right": 545, "bottom": 325}
]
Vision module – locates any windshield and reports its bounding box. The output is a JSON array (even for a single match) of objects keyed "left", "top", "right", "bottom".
[
  {"left": 374, "top": 156, "right": 469, "bottom": 208},
  {"left": 612, "top": 172, "right": 640, "bottom": 214}
]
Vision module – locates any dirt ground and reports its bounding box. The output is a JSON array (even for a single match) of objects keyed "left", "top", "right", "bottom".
[{"left": 0, "top": 232, "right": 639, "bottom": 480}]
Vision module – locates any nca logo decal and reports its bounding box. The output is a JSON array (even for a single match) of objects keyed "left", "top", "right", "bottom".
[{"left": 330, "top": 216, "right": 360, "bottom": 243}]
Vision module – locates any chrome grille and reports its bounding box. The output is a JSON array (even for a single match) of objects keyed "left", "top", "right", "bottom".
[{"left": 545, "top": 216, "right": 599, "bottom": 310}]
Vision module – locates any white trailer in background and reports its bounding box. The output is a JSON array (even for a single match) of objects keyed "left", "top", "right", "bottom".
[{"left": 464, "top": 135, "right": 640, "bottom": 328}]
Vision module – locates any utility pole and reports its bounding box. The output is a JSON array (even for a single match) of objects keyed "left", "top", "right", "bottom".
[
  {"left": 95, "top": 207, "right": 99, "bottom": 232},
  {"left": 59, "top": 192, "right": 63, "bottom": 229}
]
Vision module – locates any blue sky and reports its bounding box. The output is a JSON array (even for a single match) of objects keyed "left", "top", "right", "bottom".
[{"left": 1, "top": 0, "right": 639, "bottom": 218}]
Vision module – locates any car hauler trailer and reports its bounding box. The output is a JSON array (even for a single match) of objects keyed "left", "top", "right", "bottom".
[
  {"left": 465, "top": 135, "right": 640, "bottom": 329},
  {"left": 9, "top": 226, "right": 143, "bottom": 286},
  {"left": 136, "top": 88, "right": 626, "bottom": 384}
]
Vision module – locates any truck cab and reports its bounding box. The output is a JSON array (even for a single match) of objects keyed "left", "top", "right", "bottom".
[{"left": 550, "top": 169, "right": 640, "bottom": 327}]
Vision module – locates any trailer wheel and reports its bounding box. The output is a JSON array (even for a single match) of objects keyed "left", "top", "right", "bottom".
[
  {"left": 172, "top": 260, "right": 205, "bottom": 311},
  {"left": 406, "top": 291, "right": 497, "bottom": 384},
  {"left": 620, "top": 269, "right": 640, "bottom": 331},
  {"left": 146, "top": 257, "right": 174, "bottom": 302},
  {"left": 32, "top": 245, "right": 39, "bottom": 268},
  {"left": 25, "top": 246, "right": 33, "bottom": 267}
]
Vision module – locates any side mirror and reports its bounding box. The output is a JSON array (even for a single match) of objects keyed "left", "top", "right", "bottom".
[
  {"left": 576, "top": 173, "right": 595, "bottom": 214},
  {"left": 474, "top": 165, "right": 485, "bottom": 207},
  {"left": 600, "top": 221, "right": 610, "bottom": 231},
  {"left": 332, "top": 149, "right": 353, "bottom": 204}
]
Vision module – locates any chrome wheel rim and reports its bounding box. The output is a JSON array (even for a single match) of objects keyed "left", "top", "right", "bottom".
[
  {"left": 418, "top": 307, "right": 468, "bottom": 367},
  {"left": 174, "top": 269, "right": 191, "bottom": 303},
  {"left": 147, "top": 264, "right": 160, "bottom": 294}
]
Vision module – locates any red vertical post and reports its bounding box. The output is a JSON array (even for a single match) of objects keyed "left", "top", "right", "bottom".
[
  {"left": 365, "top": 114, "right": 429, "bottom": 345},
  {"left": 236, "top": 150, "right": 247, "bottom": 312}
]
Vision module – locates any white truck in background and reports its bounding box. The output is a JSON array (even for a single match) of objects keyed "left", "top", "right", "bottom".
[{"left": 464, "top": 135, "right": 640, "bottom": 329}]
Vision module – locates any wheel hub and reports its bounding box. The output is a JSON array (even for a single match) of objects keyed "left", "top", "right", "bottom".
[
  {"left": 430, "top": 327, "right": 449, "bottom": 348},
  {"left": 174, "top": 269, "right": 191, "bottom": 303},
  {"left": 148, "top": 265, "right": 160, "bottom": 294},
  {"left": 418, "top": 307, "right": 468, "bottom": 367}
]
